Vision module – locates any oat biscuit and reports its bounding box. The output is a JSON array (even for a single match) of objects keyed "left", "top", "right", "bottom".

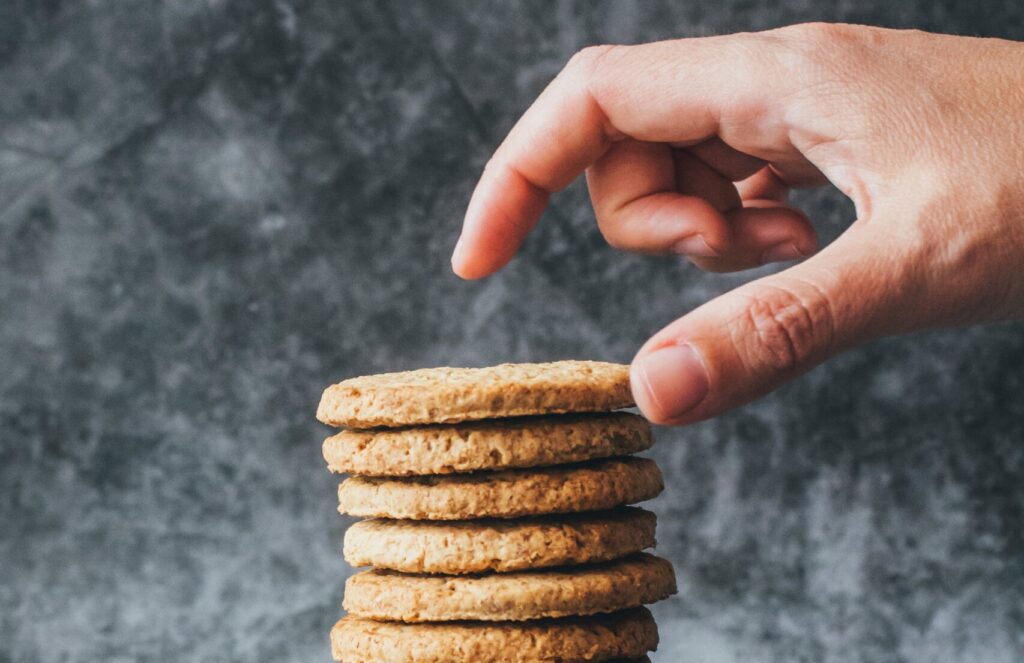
[
  {"left": 343, "top": 507, "right": 657, "bottom": 574},
  {"left": 337, "top": 457, "right": 663, "bottom": 520},
  {"left": 323, "top": 412, "right": 652, "bottom": 476},
  {"left": 317, "top": 361, "right": 633, "bottom": 428},
  {"left": 330, "top": 608, "right": 658, "bottom": 662},
  {"left": 343, "top": 553, "right": 676, "bottom": 622}
]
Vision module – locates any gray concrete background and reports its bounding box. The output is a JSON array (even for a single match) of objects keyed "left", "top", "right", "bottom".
[{"left": 1, "top": 2, "right": 1022, "bottom": 661}]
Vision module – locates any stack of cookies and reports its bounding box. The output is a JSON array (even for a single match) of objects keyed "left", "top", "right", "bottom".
[{"left": 316, "top": 361, "right": 677, "bottom": 662}]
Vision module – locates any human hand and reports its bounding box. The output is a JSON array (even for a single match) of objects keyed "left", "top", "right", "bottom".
[{"left": 451, "top": 23, "right": 1024, "bottom": 425}]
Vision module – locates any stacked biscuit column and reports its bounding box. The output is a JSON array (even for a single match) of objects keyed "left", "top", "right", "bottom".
[{"left": 317, "top": 362, "right": 677, "bottom": 663}]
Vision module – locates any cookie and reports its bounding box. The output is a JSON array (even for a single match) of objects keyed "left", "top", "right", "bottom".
[
  {"left": 317, "top": 361, "right": 633, "bottom": 428},
  {"left": 343, "top": 553, "right": 676, "bottom": 622},
  {"left": 323, "top": 412, "right": 652, "bottom": 476},
  {"left": 343, "top": 507, "right": 657, "bottom": 574},
  {"left": 337, "top": 457, "right": 663, "bottom": 520},
  {"left": 330, "top": 608, "right": 658, "bottom": 662}
]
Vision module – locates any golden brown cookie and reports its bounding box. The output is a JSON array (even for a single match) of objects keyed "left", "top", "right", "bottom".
[
  {"left": 337, "top": 457, "right": 663, "bottom": 520},
  {"left": 330, "top": 608, "right": 658, "bottom": 662},
  {"left": 343, "top": 553, "right": 676, "bottom": 622},
  {"left": 343, "top": 508, "right": 657, "bottom": 574},
  {"left": 323, "top": 412, "right": 652, "bottom": 476},
  {"left": 317, "top": 361, "right": 633, "bottom": 428}
]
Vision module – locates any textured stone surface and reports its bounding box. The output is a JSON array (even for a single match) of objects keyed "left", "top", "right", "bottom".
[{"left": 0, "top": 1, "right": 1022, "bottom": 662}]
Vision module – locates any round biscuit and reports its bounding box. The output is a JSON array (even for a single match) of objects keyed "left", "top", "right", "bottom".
[
  {"left": 343, "top": 507, "right": 657, "bottom": 574},
  {"left": 330, "top": 608, "right": 658, "bottom": 662},
  {"left": 336, "top": 457, "right": 663, "bottom": 520},
  {"left": 343, "top": 553, "right": 677, "bottom": 622},
  {"left": 323, "top": 412, "right": 652, "bottom": 476},
  {"left": 317, "top": 361, "right": 633, "bottom": 428}
]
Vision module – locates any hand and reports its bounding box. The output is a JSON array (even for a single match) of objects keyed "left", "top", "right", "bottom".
[{"left": 451, "top": 23, "right": 1024, "bottom": 425}]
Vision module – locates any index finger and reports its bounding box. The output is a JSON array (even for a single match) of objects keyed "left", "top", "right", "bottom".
[{"left": 451, "top": 34, "right": 803, "bottom": 279}]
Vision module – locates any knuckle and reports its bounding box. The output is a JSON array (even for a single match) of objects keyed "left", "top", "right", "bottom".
[
  {"left": 564, "top": 44, "right": 625, "bottom": 91},
  {"left": 775, "top": 22, "right": 864, "bottom": 71},
  {"left": 784, "top": 21, "right": 857, "bottom": 47},
  {"left": 732, "top": 281, "right": 836, "bottom": 373},
  {"left": 567, "top": 44, "right": 617, "bottom": 73},
  {"left": 767, "top": 23, "right": 876, "bottom": 114}
]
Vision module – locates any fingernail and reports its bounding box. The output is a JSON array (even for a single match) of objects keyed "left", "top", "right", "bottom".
[
  {"left": 451, "top": 235, "right": 466, "bottom": 268},
  {"left": 672, "top": 235, "right": 718, "bottom": 258},
  {"left": 631, "top": 344, "right": 709, "bottom": 422},
  {"left": 761, "top": 242, "right": 804, "bottom": 264}
]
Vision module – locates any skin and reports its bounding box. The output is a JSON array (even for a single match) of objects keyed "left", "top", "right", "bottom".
[{"left": 451, "top": 23, "right": 1024, "bottom": 425}]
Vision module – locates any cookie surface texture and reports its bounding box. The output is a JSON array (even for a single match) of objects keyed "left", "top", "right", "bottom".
[
  {"left": 343, "top": 507, "right": 657, "bottom": 574},
  {"left": 330, "top": 608, "right": 658, "bottom": 662},
  {"left": 343, "top": 553, "right": 676, "bottom": 622},
  {"left": 323, "top": 412, "right": 652, "bottom": 476},
  {"left": 317, "top": 361, "right": 634, "bottom": 428},
  {"left": 336, "top": 457, "right": 664, "bottom": 520}
]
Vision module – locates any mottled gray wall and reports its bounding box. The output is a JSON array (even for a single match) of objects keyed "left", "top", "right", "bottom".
[{"left": 1, "top": 2, "right": 1022, "bottom": 662}]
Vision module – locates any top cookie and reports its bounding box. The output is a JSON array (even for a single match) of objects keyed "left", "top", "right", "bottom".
[{"left": 317, "top": 361, "right": 633, "bottom": 428}]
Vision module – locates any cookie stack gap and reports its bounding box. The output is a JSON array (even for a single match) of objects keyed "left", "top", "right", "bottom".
[{"left": 317, "top": 361, "right": 677, "bottom": 663}]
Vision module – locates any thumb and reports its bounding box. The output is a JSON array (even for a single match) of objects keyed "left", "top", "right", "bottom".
[{"left": 630, "top": 230, "right": 916, "bottom": 425}]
